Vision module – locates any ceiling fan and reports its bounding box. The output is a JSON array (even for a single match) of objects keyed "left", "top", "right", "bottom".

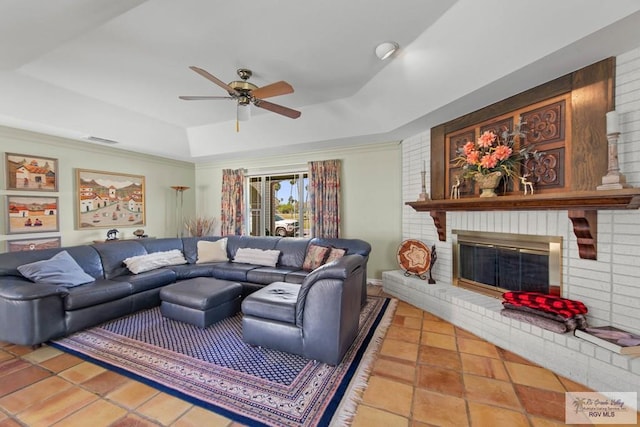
[{"left": 179, "top": 66, "right": 301, "bottom": 130}]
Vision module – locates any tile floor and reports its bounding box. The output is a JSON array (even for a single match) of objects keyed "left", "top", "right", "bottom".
[{"left": 0, "top": 286, "right": 636, "bottom": 426}]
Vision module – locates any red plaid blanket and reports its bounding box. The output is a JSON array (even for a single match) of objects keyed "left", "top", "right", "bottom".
[{"left": 502, "top": 291, "right": 588, "bottom": 319}]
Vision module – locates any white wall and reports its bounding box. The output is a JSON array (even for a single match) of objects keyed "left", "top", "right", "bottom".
[
  {"left": 195, "top": 142, "right": 402, "bottom": 279},
  {"left": 0, "top": 126, "right": 195, "bottom": 247},
  {"left": 400, "top": 48, "right": 640, "bottom": 335}
]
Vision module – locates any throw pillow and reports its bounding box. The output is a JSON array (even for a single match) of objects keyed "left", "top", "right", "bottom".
[
  {"left": 196, "top": 238, "right": 228, "bottom": 263},
  {"left": 233, "top": 248, "right": 281, "bottom": 267},
  {"left": 325, "top": 247, "right": 347, "bottom": 264},
  {"left": 302, "top": 244, "right": 330, "bottom": 271},
  {"left": 123, "top": 249, "right": 187, "bottom": 274},
  {"left": 17, "top": 250, "right": 95, "bottom": 287}
]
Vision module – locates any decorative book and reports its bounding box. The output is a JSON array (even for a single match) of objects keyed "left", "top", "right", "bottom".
[{"left": 574, "top": 326, "right": 640, "bottom": 355}]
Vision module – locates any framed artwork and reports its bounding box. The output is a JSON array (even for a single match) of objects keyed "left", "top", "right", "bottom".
[
  {"left": 7, "top": 236, "right": 61, "bottom": 252},
  {"left": 6, "top": 196, "right": 59, "bottom": 234},
  {"left": 5, "top": 153, "right": 58, "bottom": 191},
  {"left": 76, "top": 169, "right": 145, "bottom": 229}
]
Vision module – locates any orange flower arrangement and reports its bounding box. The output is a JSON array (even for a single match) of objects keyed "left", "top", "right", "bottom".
[{"left": 452, "top": 121, "right": 538, "bottom": 181}]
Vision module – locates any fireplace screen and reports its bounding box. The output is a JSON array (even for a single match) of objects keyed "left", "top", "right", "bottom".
[{"left": 453, "top": 230, "right": 561, "bottom": 298}]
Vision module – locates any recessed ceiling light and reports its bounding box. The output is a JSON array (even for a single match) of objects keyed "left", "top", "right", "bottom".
[{"left": 375, "top": 41, "right": 399, "bottom": 60}]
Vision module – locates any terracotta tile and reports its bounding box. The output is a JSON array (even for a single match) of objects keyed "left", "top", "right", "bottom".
[
  {"left": 0, "top": 351, "right": 13, "bottom": 363},
  {"left": 4, "top": 345, "right": 34, "bottom": 357},
  {"left": 58, "top": 361, "right": 106, "bottom": 384},
  {"left": 136, "top": 392, "right": 192, "bottom": 425},
  {"left": 416, "top": 365, "right": 464, "bottom": 397},
  {"left": 420, "top": 331, "right": 457, "bottom": 351},
  {"left": 412, "top": 388, "right": 468, "bottom": 426},
  {"left": 422, "top": 312, "right": 444, "bottom": 322},
  {"left": 380, "top": 339, "right": 419, "bottom": 362},
  {"left": 0, "top": 376, "right": 72, "bottom": 414},
  {"left": 497, "top": 347, "right": 538, "bottom": 365},
  {"left": 455, "top": 327, "right": 480, "bottom": 340},
  {"left": 0, "top": 418, "right": 22, "bottom": 427},
  {"left": 529, "top": 416, "right": 573, "bottom": 427},
  {"left": 51, "top": 399, "right": 127, "bottom": 427},
  {"left": 0, "top": 364, "right": 51, "bottom": 397},
  {"left": 504, "top": 362, "right": 565, "bottom": 392},
  {"left": 393, "top": 315, "right": 423, "bottom": 330},
  {"left": 39, "top": 353, "right": 83, "bottom": 373},
  {"left": 17, "top": 387, "right": 97, "bottom": 426},
  {"left": 463, "top": 374, "right": 521, "bottom": 410},
  {"left": 460, "top": 353, "right": 509, "bottom": 381},
  {"left": 106, "top": 380, "right": 158, "bottom": 410},
  {"left": 22, "top": 346, "right": 63, "bottom": 364},
  {"left": 514, "top": 384, "right": 566, "bottom": 421},
  {"left": 422, "top": 319, "right": 455, "bottom": 335},
  {"left": 82, "top": 370, "right": 131, "bottom": 396},
  {"left": 395, "top": 303, "right": 423, "bottom": 319},
  {"left": 467, "top": 401, "right": 529, "bottom": 427},
  {"left": 0, "top": 359, "right": 31, "bottom": 378},
  {"left": 457, "top": 337, "right": 500, "bottom": 358},
  {"left": 352, "top": 404, "right": 409, "bottom": 427},
  {"left": 385, "top": 325, "right": 421, "bottom": 343},
  {"left": 372, "top": 357, "right": 416, "bottom": 384},
  {"left": 362, "top": 376, "right": 413, "bottom": 416},
  {"left": 557, "top": 375, "right": 592, "bottom": 392},
  {"left": 173, "top": 405, "right": 232, "bottom": 427},
  {"left": 110, "top": 414, "right": 162, "bottom": 427},
  {"left": 418, "top": 345, "right": 461, "bottom": 371}
]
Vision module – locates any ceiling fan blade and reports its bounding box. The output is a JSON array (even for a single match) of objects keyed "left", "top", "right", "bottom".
[
  {"left": 253, "top": 99, "right": 301, "bottom": 119},
  {"left": 179, "top": 96, "right": 234, "bottom": 100},
  {"left": 251, "top": 81, "right": 294, "bottom": 99},
  {"left": 189, "top": 66, "right": 239, "bottom": 96}
]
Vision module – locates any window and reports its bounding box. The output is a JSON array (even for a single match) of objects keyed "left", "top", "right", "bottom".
[{"left": 247, "top": 171, "right": 309, "bottom": 237}]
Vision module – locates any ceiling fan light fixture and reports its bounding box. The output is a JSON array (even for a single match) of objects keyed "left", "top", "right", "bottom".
[
  {"left": 375, "top": 41, "right": 399, "bottom": 60},
  {"left": 237, "top": 102, "right": 251, "bottom": 122}
]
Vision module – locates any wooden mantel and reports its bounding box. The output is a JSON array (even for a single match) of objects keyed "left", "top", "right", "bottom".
[{"left": 406, "top": 188, "right": 640, "bottom": 260}]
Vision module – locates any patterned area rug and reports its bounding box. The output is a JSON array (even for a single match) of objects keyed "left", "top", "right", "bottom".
[{"left": 51, "top": 295, "right": 396, "bottom": 426}]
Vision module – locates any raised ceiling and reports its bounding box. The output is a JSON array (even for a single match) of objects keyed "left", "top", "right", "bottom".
[{"left": 2, "top": 0, "right": 640, "bottom": 162}]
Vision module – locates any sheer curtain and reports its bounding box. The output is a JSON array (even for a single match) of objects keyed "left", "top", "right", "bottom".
[
  {"left": 220, "top": 168, "right": 245, "bottom": 235},
  {"left": 308, "top": 159, "right": 341, "bottom": 238}
]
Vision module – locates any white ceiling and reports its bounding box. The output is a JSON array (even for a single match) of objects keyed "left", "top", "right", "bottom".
[{"left": 2, "top": 0, "right": 640, "bottom": 163}]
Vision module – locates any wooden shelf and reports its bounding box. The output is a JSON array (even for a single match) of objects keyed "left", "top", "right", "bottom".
[{"left": 406, "top": 188, "right": 640, "bottom": 260}]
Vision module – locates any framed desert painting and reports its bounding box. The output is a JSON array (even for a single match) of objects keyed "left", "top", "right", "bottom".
[
  {"left": 6, "top": 196, "right": 59, "bottom": 234},
  {"left": 76, "top": 169, "right": 145, "bottom": 229},
  {"left": 5, "top": 153, "right": 58, "bottom": 191},
  {"left": 7, "top": 236, "right": 61, "bottom": 252}
]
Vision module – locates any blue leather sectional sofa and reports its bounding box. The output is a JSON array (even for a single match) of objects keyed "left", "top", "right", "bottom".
[{"left": 0, "top": 236, "right": 371, "bottom": 347}]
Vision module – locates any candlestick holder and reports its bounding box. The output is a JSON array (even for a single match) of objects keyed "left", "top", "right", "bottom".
[
  {"left": 417, "top": 170, "right": 430, "bottom": 201},
  {"left": 597, "top": 132, "right": 629, "bottom": 190}
]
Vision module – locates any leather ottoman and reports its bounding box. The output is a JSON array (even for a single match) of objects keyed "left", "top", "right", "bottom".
[{"left": 160, "top": 277, "right": 242, "bottom": 328}]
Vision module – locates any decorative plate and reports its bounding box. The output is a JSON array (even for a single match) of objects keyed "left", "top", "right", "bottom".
[{"left": 397, "top": 239, "right": 431, "bottom": 277}]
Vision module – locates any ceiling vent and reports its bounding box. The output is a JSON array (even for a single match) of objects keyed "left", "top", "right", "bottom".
[{"left": 87, "top": 136, "right": 119, "bottom": 144}]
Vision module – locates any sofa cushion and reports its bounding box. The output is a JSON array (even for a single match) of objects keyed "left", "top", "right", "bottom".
[
  {"left": 169, "top": 263, "right": 216, "bottom": 280},
  {"left": 325, "top": 247, "right": 347, "bottom": 264},
  {"left": 17, "top": 251, "right": 95, "bottom": 287},
  {"left": 246, "top": 267, "right": 297, "bottom": 285},
  {"left": 233, "top": 248, "right": 280, "bottom": 267},
  {"left": 302, "top": 244, "right": 330, "bottom": 271},
  {"left": 93, "top": 241, "right": 148, "bottom": 279},
  {"left": 241, "top": 281, "right": 300, "bottom": 324},
  {"left": 196, "top": 238, "right": 228, "bottom": 263},
  {"left": 209, "top": 262, "right": 259, "bottom": 282},
  {"left": 62, "top": 279, "right": 133, "bottom": 311},
  {"left": 112, "top": 268, "right": 177, "bottom": 293},
  {"left": 284, "top": 270, "right": 309, "bottom": 284},
  {"left": 274, "top": 238, "right": 309, "bottom": 269},
  {"left": 123, "top": 250, "right": 187, "bottom": 274}
]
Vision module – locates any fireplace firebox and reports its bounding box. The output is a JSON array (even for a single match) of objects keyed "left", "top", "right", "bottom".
[{"left": 453, "top": 230, "right": 562, "bottom": 298}]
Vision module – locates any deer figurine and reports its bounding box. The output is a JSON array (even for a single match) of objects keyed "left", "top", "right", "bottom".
[
  {"left": 450, "top": 175, "right": 461, "bottom": 199},
  {"left": 520, "top": 173, "right": 534, "bottom": 195}
]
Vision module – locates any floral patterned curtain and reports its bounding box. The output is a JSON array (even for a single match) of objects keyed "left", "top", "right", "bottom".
[
  {"left": 220, "top": 168, "right": 245, "bottom": 235},
  {"left": 308, "top": 159, "right": 341, "bottom": 238}
]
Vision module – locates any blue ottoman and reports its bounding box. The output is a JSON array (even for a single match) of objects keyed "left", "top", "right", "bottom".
[{"left": 160, "top": 277, "right": 242, "bottom": 328}]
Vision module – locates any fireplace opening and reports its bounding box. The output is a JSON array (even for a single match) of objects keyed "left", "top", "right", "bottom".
[{"left": 453, "top": 230, "right": 562, "bottom": 298}]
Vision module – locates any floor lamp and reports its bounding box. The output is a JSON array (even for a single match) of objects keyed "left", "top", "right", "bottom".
[{"left": 171, "top": 186, "right": 189, "bottom": 237}]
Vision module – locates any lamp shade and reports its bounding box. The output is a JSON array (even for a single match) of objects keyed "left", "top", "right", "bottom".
[
  {"left": 375, "top": 41, "right": 399, "bottom": 60},
  {"left": 237, "top": 103, "right": 251, "bottom": 121}
]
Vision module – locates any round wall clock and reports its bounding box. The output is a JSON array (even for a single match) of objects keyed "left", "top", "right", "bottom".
[{"left": 397, "top": 239, "right": 432, "bottom": 280}]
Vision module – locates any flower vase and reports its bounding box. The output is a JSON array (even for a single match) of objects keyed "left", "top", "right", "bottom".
[{"left": 474, "top": 171, "right": 502, "bottom": 197}]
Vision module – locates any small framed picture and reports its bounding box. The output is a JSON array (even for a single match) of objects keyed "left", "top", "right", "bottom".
[
  {"left": 5, "top": 153, "right": 58, "bottom": 191},
  {"left": 6, "top": 195, "right": 59, "bottom": 234},
  {"left": 6, "top": 236, "right": 61, "bottom": 252}
]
